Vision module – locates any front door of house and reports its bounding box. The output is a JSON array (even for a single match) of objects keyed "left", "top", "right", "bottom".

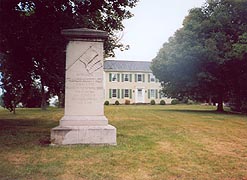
[{"left": 135, "top": 88, "right": 145, "bottom": 103}]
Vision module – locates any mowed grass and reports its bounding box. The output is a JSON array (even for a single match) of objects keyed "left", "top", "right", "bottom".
[{"left": 0, "top": 105, "right": 247, "bottom": 180}]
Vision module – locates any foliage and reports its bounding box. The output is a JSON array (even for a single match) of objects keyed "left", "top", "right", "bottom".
[
  {"left": 160, "top": 100, "right": 166, "bottom": 105},
  {"left": 104, "top": 100, "right": 109, "bottom": 106},
  {"left": 1, "top": 78, "right": 25, "bottom": 114},
  {"left": 150, "top": 100, "right": 156, "bottom": 105},
  {"left": 0, "top": 94, "right": 3, "bottom": 107},
  {"left": 0, "top": 0, "right": 138, "bottom": 112},
  {"left": 152, "top": 0, "right": 247, "bottom": 112},
  {"left": 171, "top": 99, "right": 179, "bottom": 105},
  {"left": 114, "top": 100, "right": 120, "bottom": 105}
]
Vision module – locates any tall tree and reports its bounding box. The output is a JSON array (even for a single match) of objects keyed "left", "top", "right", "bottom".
[
  {"left": 152, "top": 0, "right": 247, "bottom": 112},
  {"left": 0, "top": 0, "right": 138, "bottom": 111}
]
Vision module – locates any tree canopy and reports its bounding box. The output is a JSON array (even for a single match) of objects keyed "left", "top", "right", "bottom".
[
  {"left": 0, "top": 0, "right": 138, "bottom": 112},
  {"left": 152, "top": 0, "right": 247, "bottom": 112}
]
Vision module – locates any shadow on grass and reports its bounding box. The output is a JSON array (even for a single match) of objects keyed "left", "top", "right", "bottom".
[
  {"left": 0, "top": 118, "right": 56, "bottom": 147},
  {"left": 157, "top": 108, "right": 245, "bottom": 116}
]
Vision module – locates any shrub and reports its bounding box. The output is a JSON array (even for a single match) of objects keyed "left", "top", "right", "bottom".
[
  {"left": 187, "top": 100, "right": 194, "bottom": 105},
  {"left": 160, "top": 100, "right": 166, "bottom": 105},
  {"left": 241, "top": 104, "right": 247, "bottom": 113},
  {"left": 181, "top": 97, "right": 188, "bottom": 104},
  {"left": 104, "top": 101, "right": 109, "bottom": 105},
  {"left": 171, "top": 99, "right": 179, "bottom": 105},
  {"left": 150, "top": 100, "right": 156, "bottom": 105},
  {"left": 115, "top": 100, "right": 120, "bottom": 105},
  {"left": 125, "top": 99, "right": 130, "bottom": 105}
]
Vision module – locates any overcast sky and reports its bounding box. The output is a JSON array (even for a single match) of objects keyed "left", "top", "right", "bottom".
[{"left": 111, "top": 0, "right": 206, "bottom": 61}]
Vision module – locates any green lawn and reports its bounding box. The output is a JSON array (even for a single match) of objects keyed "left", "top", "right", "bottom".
[{"left": 0, "top": 105, "right": 246, "bottom": 180}]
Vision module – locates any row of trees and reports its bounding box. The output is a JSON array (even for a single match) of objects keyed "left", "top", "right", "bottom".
[
  {"left": 152, "top": 0, "right": 247, "bottom": 112},
  {"left": 0, "top": 0, "right": 138, "bottom": 113}
]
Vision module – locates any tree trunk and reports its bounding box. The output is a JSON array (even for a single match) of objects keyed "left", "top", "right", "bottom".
[
  {"left": 12, "top": 100, "right": 16, "bottom": 114},
  {"left": 234, "top": 91, "right": 242, "bottom": 112},
  {"left": 41, "top": 78, "right": 47, "bottom": 110},
  {"left": 208, "top": 96, "right": 212, "bottom": 105},
  {"left": 57, "top": 92, "right": 64, "bottom": 108},
  {"left": 216, "top": 96, "right": 224, "bottom": 112}
]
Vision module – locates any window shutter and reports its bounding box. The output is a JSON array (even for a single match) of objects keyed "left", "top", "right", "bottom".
[
  {"left": 148, "top": 74, "right": 150, "bottom": 82},
  {"left": 109, "top": 89, "right": 112, "bottom": 98},
  {"left": 148, "top": 89, "right": 150, "bottom": 99},
  {"left": 156, "top": 89, "right": 158, "bottom": 99},
  {"left": 159, "top": 91, "right": 162, "bottom": 99},
  {"left": 135, "top": 74, "right": 137, "bottom": 82},
  {"left": 130, "top": 74, "right": 132, "bottom": 82},
  {"left": 121, "top": 89, "right": 124, "bottom": 99},
  {"left": 129, "top": 89, "right": 132, "bottom": 99},
  {"left": 117, "top": 89, "right": 120, "bottom": 98},
  {"left": 117, "top": 74, "right": 120, "bottom": 82},
  {"left": 143, "top": 74, "right": 145, "bottom": 82},
  {"left": 109, "top": 73, "right": 112, "bottom": 82},
  {"left": 122, "top": 74, "right": 124, "bottom": 82}
]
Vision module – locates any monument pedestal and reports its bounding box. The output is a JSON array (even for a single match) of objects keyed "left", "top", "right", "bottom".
[
  {"left": 51, "top": 28, "right": 117, "bottom": 145},
  {"left": 51, "top": 125, "right": 116, "bottom": 145}
]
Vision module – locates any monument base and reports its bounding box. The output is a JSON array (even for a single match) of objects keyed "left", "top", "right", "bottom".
[
  {"left": 60, "top": 115, "right": 108, "bottom": 126},
  {"left": 50, "top": 125, "right": 116, "bottom": 145}
]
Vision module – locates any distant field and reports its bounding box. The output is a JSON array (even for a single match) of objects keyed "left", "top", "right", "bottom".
[{"left": 0, "top": 105, "right": 246, "bottom": 180}]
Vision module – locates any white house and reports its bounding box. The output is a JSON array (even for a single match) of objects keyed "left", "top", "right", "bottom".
[{"left": 103, "top": 60, "right": 172, "bottom": 104}]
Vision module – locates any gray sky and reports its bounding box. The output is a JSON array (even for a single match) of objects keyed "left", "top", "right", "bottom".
[{"left": 111, "top": 0, "right": 206, "bottom": 61}]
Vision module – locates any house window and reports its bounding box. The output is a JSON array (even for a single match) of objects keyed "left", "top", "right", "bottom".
[
  {"left": 150, "top": 74, "right": 155, "bottom": 82},
  {"left": 112, "top": 89, "right": 117, "bottom": 98},
  {"left": 137, "top": 74, "right": 142, "bottom": 82},
  {"left": 150, "top": 89, "right": 155, "bottom": 98},
  {"left": 112, "top": 74, "right": 117, "bottom": 82},
  {"left": 124, "top": 89, "right": 129, "bottom": 98},
  {"left": 124, "top": 74, "right": 129, "bottom": 81}
]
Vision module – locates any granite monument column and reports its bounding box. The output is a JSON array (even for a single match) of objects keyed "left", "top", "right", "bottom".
[{"left": 51, "top": 28, "right": 116, "bottom": 145}]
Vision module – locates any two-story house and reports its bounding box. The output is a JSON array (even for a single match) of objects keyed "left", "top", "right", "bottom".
[{"left": 103, "top": 60, "right": 172, "bottom": 104}]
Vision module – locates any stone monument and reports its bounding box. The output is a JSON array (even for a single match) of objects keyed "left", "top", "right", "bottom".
[{"left": 51, "top": 28, "right": 116, "bottom": 145}]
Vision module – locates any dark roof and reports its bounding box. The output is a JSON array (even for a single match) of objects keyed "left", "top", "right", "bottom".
[{"left": 104, "top": 60, "right": 152, "bottom": 72}]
